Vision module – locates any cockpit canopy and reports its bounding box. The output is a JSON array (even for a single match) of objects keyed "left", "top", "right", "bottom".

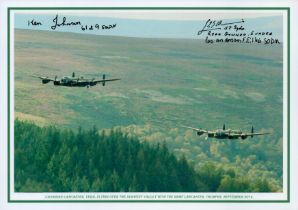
[{"left": 61, "top": 76, "right": 71, "bottom": 83}]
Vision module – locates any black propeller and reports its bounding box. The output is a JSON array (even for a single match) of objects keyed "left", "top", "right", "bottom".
[
  {"left": 251, "top": 126, "right": 254, "bottom": 138},
  {"left": 223, "top": 124, "right": 225, "bottom": 131},
  {"left": 102, "top": 74, "right": 106, "bottom": 86},
  {"left": 72, "top": 72, "right": 75, "bottom": 78}
]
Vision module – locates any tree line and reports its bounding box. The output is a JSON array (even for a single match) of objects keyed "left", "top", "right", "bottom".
[{"left": 15, "top": 120, "right": 273, "bottom": 192}]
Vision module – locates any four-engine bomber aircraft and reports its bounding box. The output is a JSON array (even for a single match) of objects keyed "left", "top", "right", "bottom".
[
  {"left": 182, "top": 124, "right": 270, "bottom": 140},
  {"left": 33, "top": 72, "right": 120, "bottom": 88}
]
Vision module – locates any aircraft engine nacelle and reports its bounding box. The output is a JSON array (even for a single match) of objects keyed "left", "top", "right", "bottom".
[
  {"left": 42, "top": 79, "right": 51, "bottom": 84},
  {"left": 241, "top": 135, "right": 248, "bottom": 140},
  {"left": 90, "top": 82, "right": 96, "bottom": 87},
  {"left": 53, "top": 81, "right": 60, "bottom": 86},
  {"left": 197, "top": 131, "right": 204, "bottom": 136}
]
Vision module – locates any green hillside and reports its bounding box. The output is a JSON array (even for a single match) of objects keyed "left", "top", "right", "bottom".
[
  {"left": 14, "top": 29, "right": 283, "bottom": 191},
  {"left": 15, "top": 120, "right": 273, "bottom": 192}
]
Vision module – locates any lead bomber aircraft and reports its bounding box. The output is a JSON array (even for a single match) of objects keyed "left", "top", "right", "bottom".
[
  {"left": 33, "top": 72, "right": 120, "bottom": 88},
  {"left": 181, "top": 124, "right": 270, "bottom": 140}
]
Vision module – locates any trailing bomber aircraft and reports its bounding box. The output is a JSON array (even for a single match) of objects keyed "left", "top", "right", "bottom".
[
  {"left": 181, "top": 124, "right": 270, "bottom": 140},
  {"left": 33, "top": 72, "right": 120, "bottom": 88}
]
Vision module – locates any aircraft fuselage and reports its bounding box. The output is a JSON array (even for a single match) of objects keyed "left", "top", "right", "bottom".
[
  {"left": 53, "top": 80, "right": 97, "bottom": 87},
  {"left": 51, "top": 76, "right": 98, "bottom": 87},
  {"left": 204, "top": 129, "right": 248, "bottom": 139}
]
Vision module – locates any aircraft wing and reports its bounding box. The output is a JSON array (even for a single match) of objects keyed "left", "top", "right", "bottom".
[
  {"left": 93, "top": 78, "right": 121, "bottom": 83},
  {"left": 227, "top": 133, "right": 242, "bottom": 138},
  {"left": 32, "top": 75, "right": 55, "bottom": 81},
  {"left": 229, "top": 132, "right": 270, "bottom": 138},
  {"left": 181, "top": 125, "right": 208, "bottom": 133},
  {"left": 250, "top": 132, "right": 271, "bottom": 136}
]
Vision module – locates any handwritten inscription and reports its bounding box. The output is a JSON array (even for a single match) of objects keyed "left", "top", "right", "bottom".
[
  {"left": 81, "top": 23, "right": 117, "bottom": 31},
  {"left": 51, "top": 14, "right": 81, "bottom": 30},
  {"left": 28, "top": 19, "right": 42, "bottom": 26},
  {"left": 198, "top": 19, "right": 280, "bottom": 45},
  {"left": 198, "top": 19, "right": 245, "bottom": 35},
  {"left": 27, "top": 14, "right": 117, "bottom": 32}
]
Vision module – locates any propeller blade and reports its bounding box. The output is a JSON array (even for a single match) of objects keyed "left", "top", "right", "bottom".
[
  {"left": 251, "top": 126, "right": 254, "bottom": 138},
  {"left": 102, "top": 74, "right": 106, "bottom": 86},
  {"left": 223, "top": 124, "right": 225, "bottom": 130},
  {"left": 72, "top": 72, "right": 75, "bottom": 78}
]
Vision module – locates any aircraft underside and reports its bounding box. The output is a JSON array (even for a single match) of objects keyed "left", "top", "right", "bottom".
[
  {"left": 206, "top": 133, "right": 249, "bottom": 140},
  {"left": 53, "top": 81, "right": 97, "bottom": 87}
]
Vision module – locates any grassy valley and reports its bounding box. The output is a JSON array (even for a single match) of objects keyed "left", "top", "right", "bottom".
[{"left": 14, "top": 29, "right": 284, "bottom": 191}]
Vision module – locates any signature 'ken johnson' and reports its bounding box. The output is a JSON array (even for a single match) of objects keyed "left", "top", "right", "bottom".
[{"left": 51, "top": 14, "right": 81, "bottom": 30}]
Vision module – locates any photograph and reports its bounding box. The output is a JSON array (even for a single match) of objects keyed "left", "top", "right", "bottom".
[{"left": 9, "top": 8, "right": 288, "bottom": 202}]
